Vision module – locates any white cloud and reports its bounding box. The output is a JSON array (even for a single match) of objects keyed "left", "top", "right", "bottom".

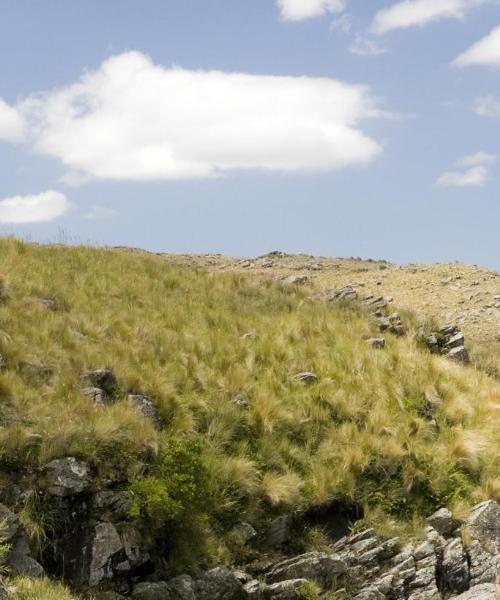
[
  {"left": 349, "top": 35, "right": 388, "bottom": 56},
  {"left": 436, "top": 166, "right": 488, "bottom": 187},
  {"left": 330, "top": 13, "right": 352, "bottom": 33},
  {"left": 371, "top": 0, "right": 488, "bottom": 35},
  {"left": 475, "top": 95, "right": 500, "bottom": 116},
  {"left": 454, "top": 25, "right": 500, "bottom": 67},
  {"left": 83, "top": 205, "right": 118, "bottom": 219},
  {"left": 0, "top": 98, "right": 25, "bottom": 141},
  {"left": 457, "top": 151, "right": 496, "bottom": 167},
  {"left": 436, "top": 152, "right": 495, "bottom": 187},
  {"left": 17, "top": 51, "right": 383, "bottom": 181},
  {"left": 0, "top": 190, "right": 69, "bottom": 223},
  {"left": 277, "top": 0, "right": 345, "bottom": 21}
]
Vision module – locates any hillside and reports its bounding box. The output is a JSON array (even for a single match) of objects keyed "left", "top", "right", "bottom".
[{"left": 0, "top": 239, "right": 499, "bottom": 600}]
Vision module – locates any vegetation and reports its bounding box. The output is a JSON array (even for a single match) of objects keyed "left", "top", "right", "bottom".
[{"left": 0, "top": 238, "right": 499, "bottom": 568}]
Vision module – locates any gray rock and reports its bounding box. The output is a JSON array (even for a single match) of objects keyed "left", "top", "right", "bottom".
[
  {"left": 132, "top": 581, "right": 172, "bottom": 600},
  {"left": 128, "top": 395, "right": 163, "bottom": 429},
  {"left": 82, "top": 387, "right": 108, "bottom": 406},
  {"left": 93, "top": 490, "right": 132, "bottom": 520},
  {"left": 466, "top": 500, "right": 500, "bottom": 554},
  {"left": 44, "top": 457, "right": 91, "bottom": 496},
  {"left": 427, "top": 507, "right": 457, "bottom": 537},
  {"left": 89, "top": 522, "right": 123, "bottom": 586},
  {"left": 265, "top": 552, "right": 346, "bottom": 588},
  {"left": 81, "top": 369, "right": 117, "bottom": 395},
  {"left": 6, "top": 534, "right": 44, "bottom": 578},
  {"left": 243, "top": 580, "right": 262, "bottom": 600},
  {"left": 264, "top": 515, "right": 293, "bottom": 548},
  {"left": 452, "top": 584, "right": 497, "bottom": 600},
  {"left": 232, "top": 522, "right": 257, "bottom": 544},
  {"left": 0, "top": 503, "right": 20, "bottom": 540},
  {"left": 282, "top": 275, "right": 310, "bottom": 286},
  {"left": 445, "top": 332, "right": 465, "bottom": 349},
  {"left": 263, "top": 579, "right": 308, "bottom": 600},
  {"left": 118, "top": 523, "right": 150, "bottom": 568},
  {"left": 94, "top": 593, "right": 127, "bottom": 600},
  {"left": 294, "top": 372, "right": 317, "bottom": 384},
  {"left": 326, "top": 286, "right": 357, "bottom": 302},
  {"left": 447, "top": 346, "right": 470, "bottom": 364},
  {"left": 467, "top": 539, "right": 500, "bottom": 586},
  {"left": 441, "top": 538, "right": 469, "bottom": 594},
  {"left": 366, "top": 337, "right": 385, "bottom": 348},
  {"left": 195, "top": 567, "right": 245, "bottom": 600},
  {"left": 168, "top": 574, "right": 196, "bottom": 600}
]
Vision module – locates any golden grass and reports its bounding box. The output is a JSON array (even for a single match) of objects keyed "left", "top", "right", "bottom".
[{"left": 0, "top": 238, "right": 499, "bottom": 552}]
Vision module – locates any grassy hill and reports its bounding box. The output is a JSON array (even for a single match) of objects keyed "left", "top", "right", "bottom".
[{"left": 0, "top": 239, "right": 499, "bottom": 598}]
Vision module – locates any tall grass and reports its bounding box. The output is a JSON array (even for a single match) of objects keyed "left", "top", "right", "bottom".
[{"left": 0, "top": 238, "right": 498, "bottom": 563}]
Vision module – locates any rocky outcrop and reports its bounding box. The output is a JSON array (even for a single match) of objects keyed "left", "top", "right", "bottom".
[
  {"left": 426, "top": 325, "right": 470, "bottom": 364},
  {"left": 0, "top": 503, "right": 44, "bottom": 578},
  {"left": 44, "top": 457, "right": 91, "bottom": 497}
]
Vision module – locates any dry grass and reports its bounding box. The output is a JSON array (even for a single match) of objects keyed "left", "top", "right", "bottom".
[{"left": 0, "top": 238, "right": 499, "bottom": 562}]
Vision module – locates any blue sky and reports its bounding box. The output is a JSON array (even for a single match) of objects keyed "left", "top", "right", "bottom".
[{"left": 0, "top": 0, "right": 499, "bottom": 268}]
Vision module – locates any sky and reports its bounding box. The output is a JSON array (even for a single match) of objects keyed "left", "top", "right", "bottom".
[{"left": 0, "top": 0, "right": 499, "bottom": 269}]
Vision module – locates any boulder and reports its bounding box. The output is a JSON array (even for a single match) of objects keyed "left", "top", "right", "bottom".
[
  {"left": 282, "top": 276, "right": 310, "bottom": 286},
  {"left": 465, "top": 500, "right": 500, "bottom": 554},
  {"left": 441, "top": 538, "right": 469, "bottom": 594},
  {"left": 168, "top": 574, "right": 196, "bottom": 599},
  {"left": 196, "top": 567, "right": 245, "bottom": 600},
  {"left": 263, "top": 515, "right": 293, "bottom": 548},
  {"left": 81, "top": 369, "right": 118, "bottom": 395},
  {"left": 93, "top": 490, "right": 133, "bottom": 520},
  {"left": 44, "top": 457, "right": 91, "bottom": 496},
  {"left": 452, "top": 584, "right": 497, "bottom": 600},
  {"left": 325, "top": 286, "right": 357, "bottom": 302},
  {"left": 132, "top": 582, "right": 171, "bottom": 600},
  {"left": 6, "top": 534, "right": 44, "bottom": 578},
  {"left": 82, "top": 387, "right": 108, "bottom": 406},
  {"left": 427, "top": 507, "right": 457, "bottom": 537},
  {"left": 263, "top": 579, "right": 308, "bottom": 600},
  {"left": 265, "top": 552, "right": 346, "bottom": 588},
  {"left": 447, "top": 346, "right": 470, "bottom": 364},
  {"left": 89, "top": 522, "right": 124, "bottom": 586},
  {"left": 128, "top": 395, "right": 163, "bottom": 429}
]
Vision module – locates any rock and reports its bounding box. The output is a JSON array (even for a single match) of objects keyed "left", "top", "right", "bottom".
[
  {"left": 366, "top": 338, "right": 385, "bottom": 349},
  {"left": 82, "top": 387, "right": 108, "bottom": 406},
  {"left": 39, "top": 297, "right": 58, "bottom": 311},
  {"left": 441, "top": 538, "right": 468, "bottom": 594},
  {"left": 265, "top": 552, "right": 346, "bottom": 588},
  {"left": 426, "top": 335, "right": 440, "bottom": 354},
  {"left": 232, "top": 522, "right": 257, "bottom": 544},
  {"left": 282, "top": 276, "right": 310, "bottom": 286},
  {"left": 243, "top": 580, "right": 262, "bottom": 600},
  {"left": 325, "top": 286, "right": 357, "bottom": 302},
  {"left": 196, "top": 567, "right": 245, "bottom": 600},
  {"left": 44, "top": 457, "right": 91, "bottom": 496},
  {"left": 452, "top": 584, "right": 497, "bottom": 600},
  {"left": 263, "top": 579, "right": 308, "bottom": 599},
  {"left": 7, "top": 536, "right": 44, "bottom": 578},
  {"left": 93, "top": 490, "right": 133, "bottom": 520},
  {"left": 294, "top": 372, "right": 317, "bottom": 384},
  {"left": 466, "top": 500, "right": 500, "bottom": 554},
  {"left": 128, "top": 395, "right": 162, "bottom": 429},
  {"left": 445, "top": 332, "right": 465, "bottom": 349},
  {"left": 0, "top": 503, "right": 20, "bottom": 540},
  {"left": 89, "top": 522, "right": 124, "bottom": 586},
  {"left": 117, "top": 523, "right": 150, "bottom": 568},
  {"left": 264, "top": 515, "right": 293, "bottom": 548},
  {"left": 427, "top": 507, "right": 457, "bottom": 537},
  {"left": 447, "top": 346, "right": 470, "bottom": 364},
  {"left": 132, "top": 581, "right": 172, "bottom": 600},
  {"left": 233, "top": 394, "right": 250, "bottom": 410},
  {"left": 81, "top": 369, "right": 118, "bottom": 395},
  {"left": 94, "top": 593, "right": 127, "bottom": 600},
  {"left": 168, "top": 574, "right": 196, "bottom": 599},
  {"left": 467, "top": 540, "right": 499, "bottom": 586}
]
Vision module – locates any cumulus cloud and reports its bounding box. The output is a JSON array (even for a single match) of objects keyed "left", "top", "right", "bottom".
[
  {"left": 349, "top": 35, "right": 388, "bottom": 56},
  {"left": 330, "top": 13, "right": 352, "bottom": 33},
  {"left": 457, "top": 151, "right": 496, "bottom": 167},
  {"left": 17, "top": 51, "right": 383, "bottom": 181},
  {"left": 277, "top": 0, "right": 345, "bottom": 21},
  {"left": 371, "top": 0, "right": 488, "bottom": 35},
  {"left": 475, "top": 95, "right": 500, "bottom": 116},
  {"left": 454, "top": 25, "right": 500, "bottom": 67},
  {"left": 0, "top": 190, "right": 69, "bottom": 223},
  {"left": 436, "top": 152, "right": 496, "bottom": 187},
  {"left": 0, "top": 98, "right": 25, "bottom": 141}
]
